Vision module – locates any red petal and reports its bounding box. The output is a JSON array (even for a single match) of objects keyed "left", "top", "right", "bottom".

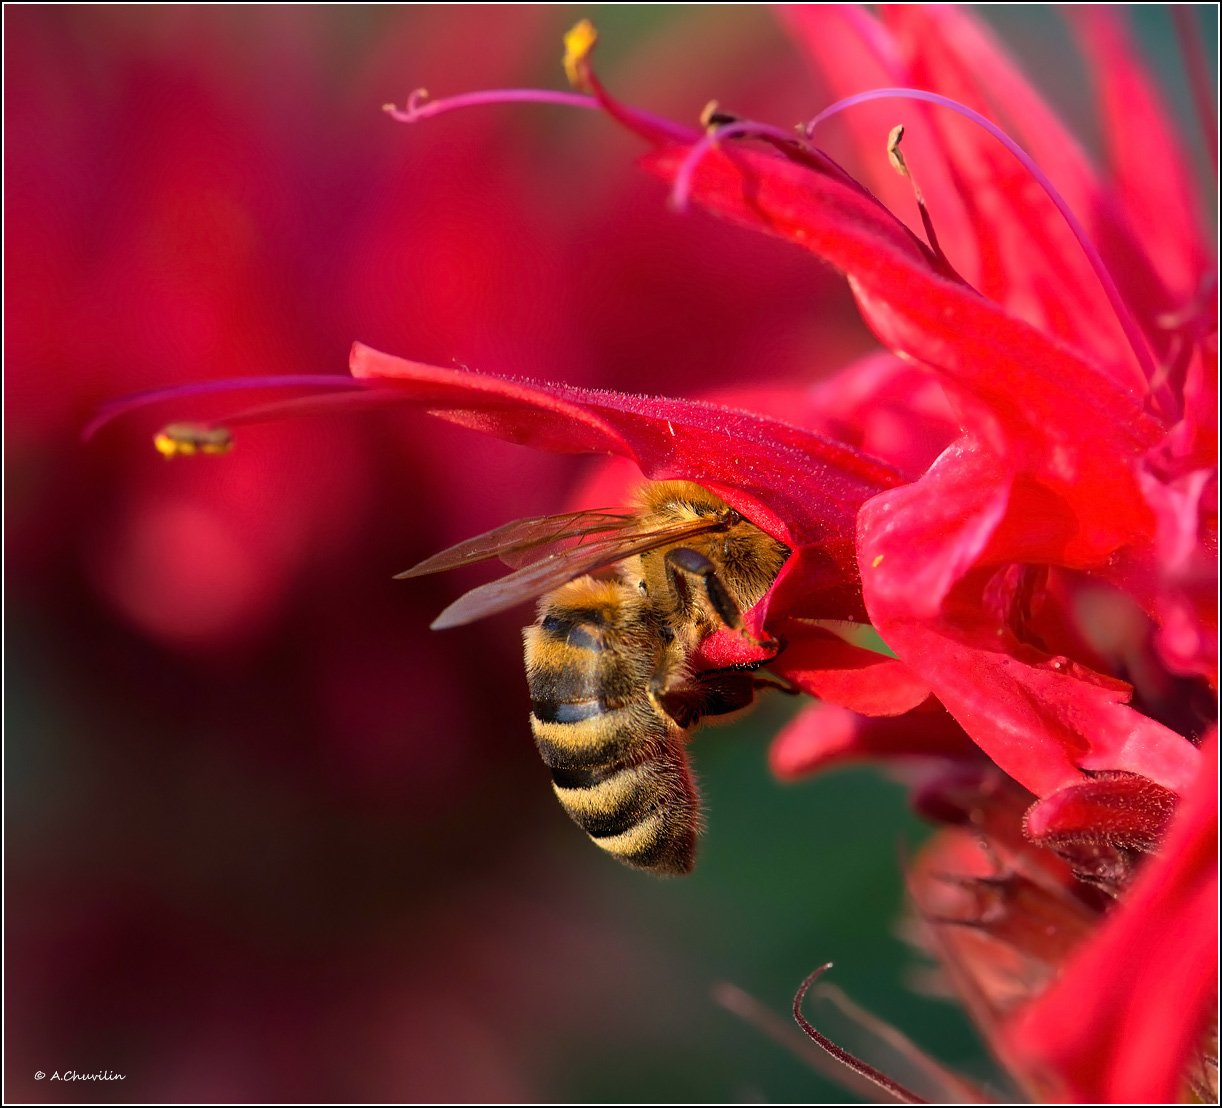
[
  {"left": 639, "top": 141, "right": 934, "bottom": 295},
  {"left": 769, "top": 700, "right": 976, "bottom": 780},
  {"left": 1138, "top": 462, "right": 1219, "bottom": 683},
  {"left": 760, "top": 544, "right": 871, "bottom": 627},
  {"left": 688, "top": 625, "right": 777, "bottom": 672},
  {"left": 347, "top": 343, "right": 900, "bottom": 627},
  {"left": 879, "top": 5, "right": 1169, "bottom": 383},
  {"left": 641, "top": 142, "right": 1164, "bottom": 545},
  {"left": 705, "top": 351, "right": 959, "bottom": 477},
  {"left": 350, "top": 342, "right": 899, "bottom": 547},
  {"left": 777, "top": 5, "right": 967, "bottom": 252},
  {"left": 1068, "top": 7, "right": 1210, "bottom": 306},
  {"left": 1006, "top": 732, "right": 1218, "bottom": 1101},
  {"left": 1024, "top": 773, "right": 1179, "bottom": 856},
  {"left": 785, "top": 5, "right": 1168, "bottom": 385},
  {"left": 860, "top": 591, "right": 1201, "bottom": 796},
  {"left": 861, "top": 437, "right": 1158, "bottom": 617},
  {"left": 865, "top": 615, "right": 1199, "bottom": 798},
  {"left": 857, "top": 435, "right": 1201, "bottom": 796},
  {"left": 857, "top": 442, "right": 1007, "bottom": 620},
  {"left": 798, "top": 352, "right": 958, "bottom": 475},
  {"left": 767, "top": 624, "right": 930, "bottom": 716}
]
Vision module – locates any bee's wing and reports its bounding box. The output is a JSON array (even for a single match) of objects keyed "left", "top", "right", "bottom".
[
  {"left": 395, "top": 510, "right": 635, "bottom": 579},
  {"left": 428, "top": 516, "right": 730, "bottom": 629}
]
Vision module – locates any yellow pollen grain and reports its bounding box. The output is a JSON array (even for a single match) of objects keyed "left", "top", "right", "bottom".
[
  {"left": 153, "top": 423, "right": 233, "bottom": 459},
  {"left": 871, "top": 553, "right": 885, "bottom": 568},
  {"left": 154, "top": 432, "right": 187, "bottom": 458},
  {"left": 563, "top": 20, "right": 598, "bottom": 91}
]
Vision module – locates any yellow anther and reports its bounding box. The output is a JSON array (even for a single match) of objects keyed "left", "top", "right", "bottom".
[
  {"left": 153, "top": 422, "right": 233, "bottom": 458},
  {"left": 887, "top": 124, "right": 910, "bottom": 178},
  {"left": 563, "top": 20, "right": 598, "bottom": 91},
  {"left": 700, "top": 100, "right": 740, "bottom": 132}
]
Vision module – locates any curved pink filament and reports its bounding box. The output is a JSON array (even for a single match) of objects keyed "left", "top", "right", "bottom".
[
  {"left": 83, "top": 375, "right": 365, "bottom": 442},
  {"left": 793, "top": 964, "right": 926, "bottom": 1104},
  {"left": 805, "top": 87, "right": 1162, "bottom": 394},
  {"left": 384, "top": 86, "right": 694, "bottom": 144},
  {"left": 383, "top": 87, "right": 598, "bottom": 124}
]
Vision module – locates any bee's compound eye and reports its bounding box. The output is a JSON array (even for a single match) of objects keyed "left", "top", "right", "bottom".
[{"left": 638, "top": 581, "right": 648, "bottom": 593}]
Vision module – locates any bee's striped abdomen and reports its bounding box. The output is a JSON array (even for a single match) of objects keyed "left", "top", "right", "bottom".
[
  {"left": 526, "top": 606, "right": 638, "bottom": 770},
  {"left": 550, "top": 755, "right": 698, "bottom": 875},
  {"left": 524, "top": 595, "right": 698, "bottom": 875}
]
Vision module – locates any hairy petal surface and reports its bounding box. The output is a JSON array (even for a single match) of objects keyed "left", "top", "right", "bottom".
[{"left": 346, "top": 343, "right": 899, "bottom": 629}]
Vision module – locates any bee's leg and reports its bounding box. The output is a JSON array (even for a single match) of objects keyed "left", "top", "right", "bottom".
[
  {"left": 655, "top": 667, "right": 795, "bottom": 730},
  {"left": 663, "top": 548, "right": 773, "bottom": 648}
]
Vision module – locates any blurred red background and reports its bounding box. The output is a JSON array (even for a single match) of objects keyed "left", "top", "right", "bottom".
[{"left": 18, "top": 5, "right": 1199, "bottom": 1101}]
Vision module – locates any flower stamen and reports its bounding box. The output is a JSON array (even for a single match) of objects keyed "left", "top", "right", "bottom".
[
  {"left": 382, "top": 86, "right": 597, "bottom": 125},
  {"left": 805, "top": 87, "right": 1164, "bottom": 403},
  {"left": 558, "top": 20, "right": 696, "bottom": 144},
  {"left": 82, "top": 375, "right": 367, "bottom": 443},
  {"left": 815, "top": 981, "right": 992, "bottom": 1103},
  {"left": 793, "top": 964, "right": 927, "bottom": 1104},
  {"left": 562, "top": 18, "right": 598, "bottom": 92},
  {"left": 387, "top": 22, "right": 694, "bottom": 146},
  {"left": 886, "top": 124, "right": 960, "bottom": 280},
  {"left": 699, "top": 100, "right": 740, "bottom": 131},
  {"left": 713, "top": 981, "right": 908, "bottom": 1101}
]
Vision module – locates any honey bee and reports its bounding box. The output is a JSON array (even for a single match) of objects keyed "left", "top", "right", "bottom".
[{"left": 398, "top": 481, "right": 790, "bottom": 875}]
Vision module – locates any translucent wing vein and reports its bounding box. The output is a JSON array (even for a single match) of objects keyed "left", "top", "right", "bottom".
[{"left": 427, "top": 517, "right": 732, "bottom": 628}]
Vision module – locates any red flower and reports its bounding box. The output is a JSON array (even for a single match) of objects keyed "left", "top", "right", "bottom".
[{"left": 88, "top": 6, "right": 1215, "bottom": 1102}]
